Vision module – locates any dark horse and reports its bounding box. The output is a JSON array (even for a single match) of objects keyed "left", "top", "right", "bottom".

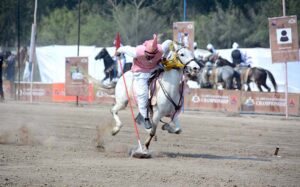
[
  {"left": 95, "top": 48, "right": 132, "bottom": 85},
  {"left": 95, "top": 48, "right": 118, "bottom": 84},
  {"left": 215, "top": 56, "right": 277, "bottom": 92}
]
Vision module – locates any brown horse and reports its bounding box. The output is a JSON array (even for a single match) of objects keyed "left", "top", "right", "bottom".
[
  {"left": 235, "top": 66, "right": 277, "bottom": 92},
  {"left": 216, "top": 57, "right": 277, "bottom": 92}
]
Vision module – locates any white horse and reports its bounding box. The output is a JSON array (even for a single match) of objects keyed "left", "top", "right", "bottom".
[{"left": 111, "top": 40, "right": 200, "bottom": 150}]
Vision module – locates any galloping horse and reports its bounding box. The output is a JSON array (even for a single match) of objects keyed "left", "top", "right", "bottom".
[{"left": 110, "top": 40, "right": 200, "bottom": 150}]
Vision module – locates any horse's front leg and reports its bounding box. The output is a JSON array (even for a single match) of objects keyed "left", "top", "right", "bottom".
[
  {"left": 111, "top": 102, "right": 126, "bottom": 136},
  {"left": 101, "top": 73, "right": 109, "bottom": 84}
]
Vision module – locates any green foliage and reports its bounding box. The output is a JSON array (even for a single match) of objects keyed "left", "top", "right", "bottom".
[
  {"left": 1, "top": 0, "right": 300, "bottom": 48},
  {"left": 195, "top": 3, "right": 251, "bottom": 49},
  {"left": 37, "top": 7, "right": 76, "bottom": 45},
  {"left": 113, "top": 4, "right": 168, "bottom": 45}
]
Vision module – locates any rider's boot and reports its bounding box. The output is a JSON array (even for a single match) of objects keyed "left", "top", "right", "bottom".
[
  {"left": 144, "top": 118, "right": 152, "bottom": 129},
  {"left": 135, "top": 113, "right": 152, "bottom": 129}
]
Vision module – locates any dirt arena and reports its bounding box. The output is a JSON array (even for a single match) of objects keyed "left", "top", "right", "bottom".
[{"left": 0, "top": 101, "right": 300, "bottom": 186}]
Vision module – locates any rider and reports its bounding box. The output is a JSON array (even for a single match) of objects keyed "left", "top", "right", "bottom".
[
  {"left": 115, "top": 34, "right": 163, "bottom": 129},
  {"left": 205, "top": 43, "right": 219, "bottom": 67},
  {"left": 231, "top": 42, "right": 251, "bottom": 67},
  {"left": 113, "top": 40, "right": 127, "bottom": 80}
]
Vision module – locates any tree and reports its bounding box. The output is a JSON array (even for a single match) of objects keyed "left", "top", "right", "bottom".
[
  {"left": 109, "top": 0, "right": 168, "bottom": 45},
  {"left": 0, "top": 0, "right": 33, "bottom": 48},
  {"left": 37, "top": 7, "right": 76, "bottom": 45}
]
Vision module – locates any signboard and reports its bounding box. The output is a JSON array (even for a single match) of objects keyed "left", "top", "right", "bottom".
[
  {"left": 16, "top": 83, "right": 52, "bottom": 102},
  {"left": 65, "top": 57, "right": 89, "bottom": 96},
  {"left": 269, "top": 16, "right": 299, "bottom": 63},
  {"left": 240, "top": 92, "right": 299, "bottom": 115},
  {"left": 173, "top": 22, "right": 195, "bottom": 51},
  {"left": 184, "top": 89, "right": 240, "bottom": 112}
]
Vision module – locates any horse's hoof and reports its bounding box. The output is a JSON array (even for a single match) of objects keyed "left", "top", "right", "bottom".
[
  {"left": 174, "top": 128, "right": 182, "bottom": 134},
  {"left": 161, "top": 123, "right": 169, "bottom": 130},
  {"left": 111, "top": 126, "right": 121, "bottom": 136}
]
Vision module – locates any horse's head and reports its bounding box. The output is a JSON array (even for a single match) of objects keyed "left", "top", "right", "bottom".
[
  {"left": 198, "top": 66, "right": 212, "bottom": 88},
  {"left": 95, "top": 48, "right": 108, "bottom": 60},
  {"left": 171, "top": 42, "right": 202, "bottom": 77},
  {"left": 216, "top": 56, "right": 236, "bottom": 68}
]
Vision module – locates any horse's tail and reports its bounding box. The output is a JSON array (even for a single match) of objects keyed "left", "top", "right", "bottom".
[{"left": 265, "top": 69, "right": 277, "bottom": 92}]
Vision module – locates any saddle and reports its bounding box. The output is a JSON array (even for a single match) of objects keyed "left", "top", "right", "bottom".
[{"left": 146, "top": 56, "right": 185, "bottom": 119}]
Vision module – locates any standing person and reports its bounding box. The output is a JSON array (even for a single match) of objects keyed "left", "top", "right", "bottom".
[
  {"left": 6, "top": 51, "right": 16, "bottom": 97},
  {"left": 0, "top": 51, "right": 4, "bottom": 101},
  {"left": 115, "top": 34, "right": 163, "bottom": 129},
  {"left": 231, "top": 42, "right": 251, "bottom": 67}
]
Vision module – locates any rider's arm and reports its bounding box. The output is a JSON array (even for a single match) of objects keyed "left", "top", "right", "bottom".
[{"left": 116, "top": 46, "right": 136, "bottom": 58}]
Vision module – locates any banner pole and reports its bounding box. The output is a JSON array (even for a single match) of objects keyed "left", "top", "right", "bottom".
[{"left": 282, "top": 0, "right": 288, "bottom": 119}]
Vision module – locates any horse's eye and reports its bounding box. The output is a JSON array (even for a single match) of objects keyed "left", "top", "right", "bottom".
[{"left": 180, "top": 53, "right": 184, "bottom": 57}]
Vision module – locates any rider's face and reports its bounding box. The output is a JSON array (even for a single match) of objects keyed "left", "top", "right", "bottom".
[{"left": 144, "top": 51, "right": 155, "bottom": 60}]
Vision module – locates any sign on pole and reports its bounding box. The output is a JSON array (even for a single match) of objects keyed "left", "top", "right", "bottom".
[
  {"left": 173, "top": 22, "right": 195, "bottom": 52},
  {"left": 65, "top": 57, "right": 89, "bottom": 96},
  {"left": 269, "top": 16, "right": 299, "bottom": 63}
]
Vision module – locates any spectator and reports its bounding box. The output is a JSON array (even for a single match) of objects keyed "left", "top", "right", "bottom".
[
  {"left": 6, "top": 51, "right": 16, "bottom": 81},
  {"left": 6, "top": 51, "right": 16, "bottom": 97},
  {"left": 0, "top": 51, "right": 4, "bottom": 100}
]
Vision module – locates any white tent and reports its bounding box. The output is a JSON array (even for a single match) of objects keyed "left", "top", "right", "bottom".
[{"left": 35, "top": 45, "right": 300, "bottom": 93}]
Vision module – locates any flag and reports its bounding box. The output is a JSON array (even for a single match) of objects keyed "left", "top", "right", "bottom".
[{"left": 115, "top": 32, "right": 121, "bottom": 50}]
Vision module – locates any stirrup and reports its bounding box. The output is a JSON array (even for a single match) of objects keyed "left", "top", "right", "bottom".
[{"left": 144, "top": 118, "right": 152, "bottom": 129}]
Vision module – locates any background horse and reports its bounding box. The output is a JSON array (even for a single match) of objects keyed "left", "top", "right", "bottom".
[
  {"left": 216, "top": 57, "right": 277, "bottom": 92},
  {"left": 110, "top": 40, "right": 200, "bottom": 151},
  {"left": 197, "top": 65, "right": 240, "bottom": 90},
  {"left": 94, "top": 48, "right": 132, "bottom": 85},
  {"left": 95, "top": 48, "right": 117, "bottom": 84},
  {"left": 236, "top": 66, "right": 277, "bottom": 92}
]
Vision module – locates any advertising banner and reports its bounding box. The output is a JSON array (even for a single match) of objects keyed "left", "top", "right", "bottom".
[
  {"left": 241, "top": 92, "right": 299, "bottom": 115},
  {"left": 184, "top": 89, "right": 240, "bottom": 112},
  {"left": 53, "top": 83, "right": 93, "bottom": 103},
  {"left": 65, "top": 57, "right": 89, "bottom": 96},
  {"left": 93, "top": 86, "right": 115, "bottom": 104},
  {"left": 269, "top": 16, "right": 299, "bottom": 63},
  {"left": 173, "top": 22, "right": 195, "bottom": 51},
  {"left": 17, "top": 83, "right": 52, "bottom": 102}
]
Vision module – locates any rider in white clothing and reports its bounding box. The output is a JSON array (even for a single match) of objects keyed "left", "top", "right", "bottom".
[
  {"left": 116, "top": 35, "right": 170, "bottom": 129},
  {"left": 232, "top": 42, "right": 251, "bottom": 67}
]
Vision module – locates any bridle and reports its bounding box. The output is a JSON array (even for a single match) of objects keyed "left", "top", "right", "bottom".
[{"left": 174, "top": 46, "right": 197, "bottom": 69}]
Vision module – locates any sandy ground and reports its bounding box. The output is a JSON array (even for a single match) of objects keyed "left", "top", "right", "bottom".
[{"left": 0, "top": 100, "right": 300, "bottom": 187}]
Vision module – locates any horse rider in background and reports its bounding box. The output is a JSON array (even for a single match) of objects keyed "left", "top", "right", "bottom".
[
  {"left": 201, "top": 43, "right": 219, "bottom": 79},
  {"left": 231, "top": 42, "right": 251, "bottom": 67},
  {"left": 112, "top": 40, "right": 126, "bottom": 82},
  {"left": 115, "top": 34, "right": 165, "bottom": 130}
]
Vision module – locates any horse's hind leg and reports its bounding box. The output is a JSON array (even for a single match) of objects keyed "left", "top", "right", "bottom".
[
  {"left": 256, "top": 83, "right": 263, "bottom": 92},
  {"left": 111, "top": 101, "right": 127, "bottom": 136},
  {"left": 262, "top": 83, "right": 271, "bottom": 92},
  {"left": 162, "top": 116, "right": 182, "bottom": 134}
]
